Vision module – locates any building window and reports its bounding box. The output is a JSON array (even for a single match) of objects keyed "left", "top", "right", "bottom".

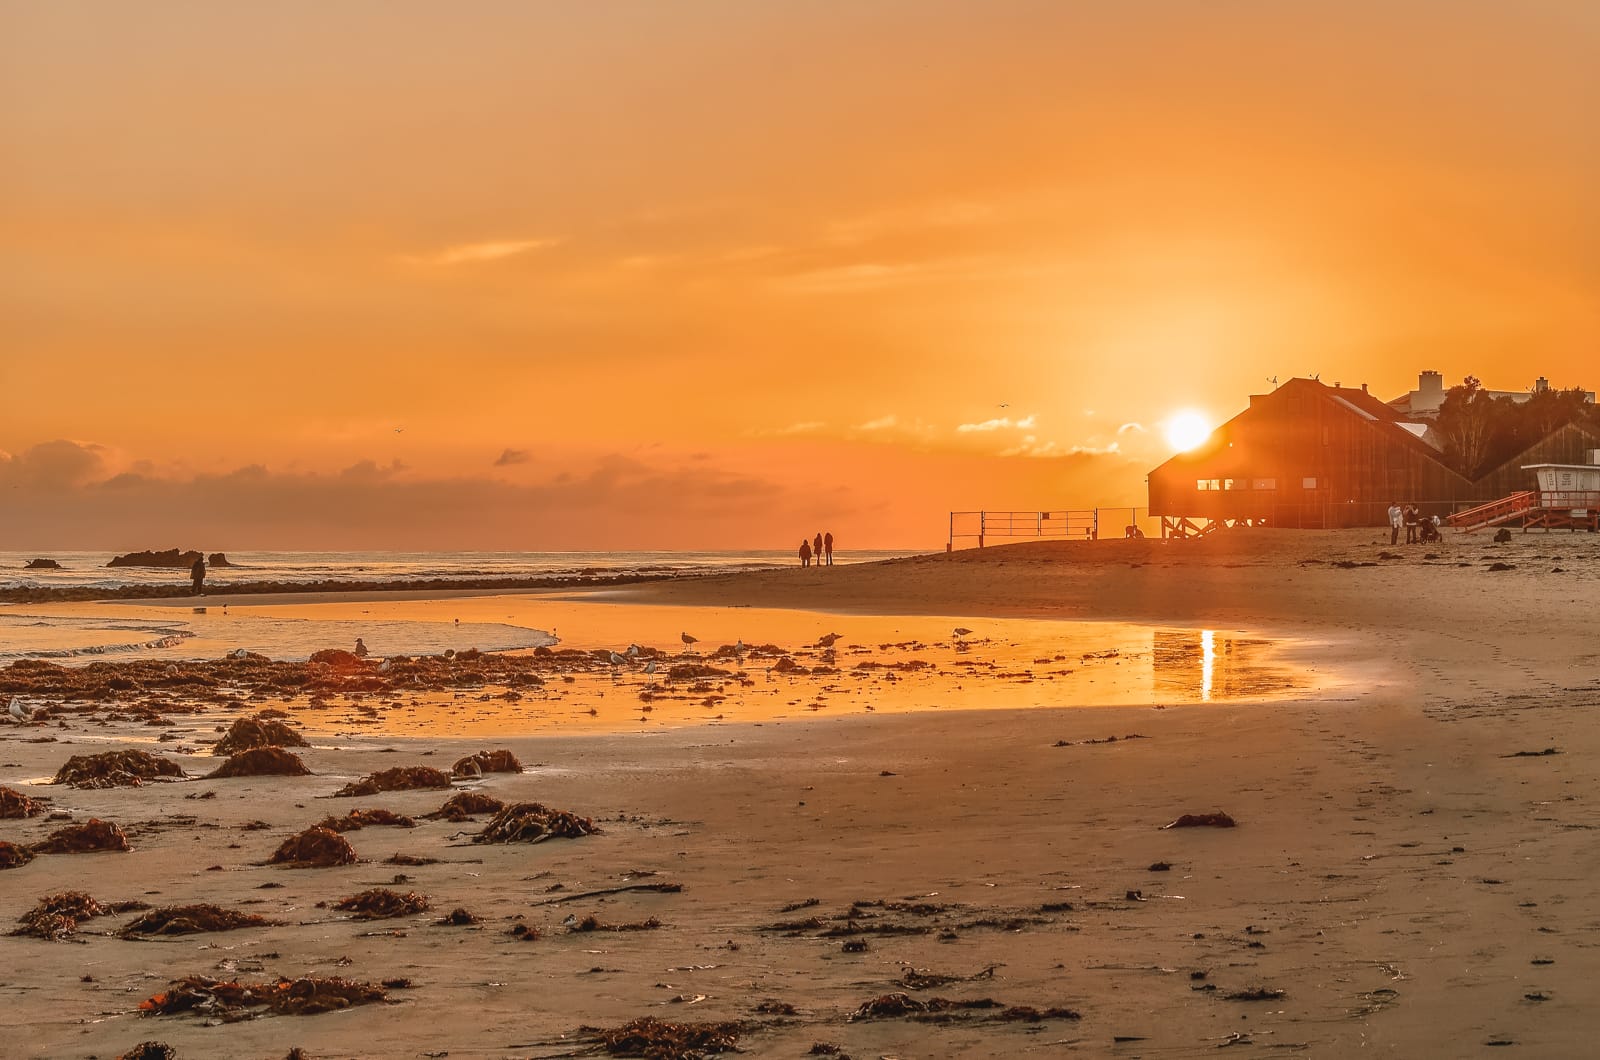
[
  {"left": 1196, "top": 478, "right": 1221, "bottom": 491},
  {"left": 1302, "top": 477, "right": 1318, "bottom": 489},
  {"left": 1252, "top": 478, "right": 1276, "bottom": 490}
]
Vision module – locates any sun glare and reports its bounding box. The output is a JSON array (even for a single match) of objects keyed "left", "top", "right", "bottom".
[{"left": 1164, "top": 410, "right": 1212, "bottom": 452}]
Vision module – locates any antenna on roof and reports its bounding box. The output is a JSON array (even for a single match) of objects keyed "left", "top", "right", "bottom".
[
  {"left": 1267, "top": 375, "right": 1279, "bottom": 390},
  {"left": 1311, "top": 372, "right": 1320, "bottom": 381}
]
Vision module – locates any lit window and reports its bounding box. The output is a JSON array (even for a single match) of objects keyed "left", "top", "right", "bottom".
[
  {"left": 1223, "top": 478, "right": 1238, "bottom": 490},
  {"left": 1253, "top": 478, "right": 1276, "bottom": 490},
  {"left": 1196, "top": 479, "right": 1209, "bottom": 491},
  {"left": 1302, "top": 477, "right": 1318, "bottom": 489}
]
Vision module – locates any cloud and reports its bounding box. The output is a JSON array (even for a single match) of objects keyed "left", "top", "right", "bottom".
[
  {"left": 857, "top": 415, "right": 898, "bottom": 431},
  {"left": 494, "top": 448, "right": 531, "bottom": 467},
  {"left": 957, "top": 414, "right": 1036, "bottom": 433},
  {"left": 0, "top": 439, "right": 111, "bottom": 490},
  {"left": 400, "top": 238, "right": 559, "bottom": 266},
  {"left": 1117, "top": 422, "right": 1147, "bottom": 434},
  {"left": 763, "top": 421, "right": 827, "bottom": 436}
]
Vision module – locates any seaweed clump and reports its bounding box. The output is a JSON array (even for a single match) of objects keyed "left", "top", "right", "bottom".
[
  {"left": 0, "top": 785, "right": 47, "bottom": 818},
  {"left": 11, "top": 891, "right": 149, "bottom": 939},
  {"left": 316, "top": 808, "right": 416, "bottom": 833},
  {"left": 206, "top": 747, "right": 313, "bottom": 779},
  {"left": 213, "top": 715, "right": 308, "bottom": 755},
  {"left": 118, "top": 1043, "right": 177, "bottom": 1060},
  {"left": 266, "top": 826, "right": 357, "bottom": 868},
  {"left": 451, "top": 749, "right": 524, "bottom": 776},
  {"left": 1162, "top": 811, "right": 1237, "bottom": 829},
  {"left": 120, "top": 904, "right": 276, "bottom": 937},
  {"left": 424, "top": 791, "right": 504, "bottom": 821},
  {"left": 332, "top": 767, "right": 452, "bottom": 797},
  {"left": 333, "top": 889, "right": 430, "bottom": 920},
  {"left": 0, "top": 841, "right": 34, "bottom": 870},
  {"left": 474, "top": 802, "right": 598, "bottom": 844},
  {"left": 139, "top": 975, "right": 394, "bottom": 1019},
  {"left": 52, "top": 750, "right": 186, "bottom": 789},
  {"left": 595, "top": 1016, "right": 742, "bottom": 1058},
  {"left": 31, "top": 818, "right": 131, "bottom": 854}
]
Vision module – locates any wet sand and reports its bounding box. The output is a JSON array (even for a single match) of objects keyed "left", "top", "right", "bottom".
[{"left": 3, "top": 528, "right": 1599, "bottom": 1058}]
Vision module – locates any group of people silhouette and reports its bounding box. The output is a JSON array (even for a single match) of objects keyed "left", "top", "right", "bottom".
[{"left": 799, "top": 531, "right": 834, "bottom": 567}]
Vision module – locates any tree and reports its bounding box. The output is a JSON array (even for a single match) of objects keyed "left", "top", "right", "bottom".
[{"left": 1436, "top": 377, "right": 1495, "bottom": 478}]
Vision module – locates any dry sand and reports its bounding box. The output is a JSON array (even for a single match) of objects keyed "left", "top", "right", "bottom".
[{"left": 2, "top": 527, "right": 1599, "bottom": 1058}]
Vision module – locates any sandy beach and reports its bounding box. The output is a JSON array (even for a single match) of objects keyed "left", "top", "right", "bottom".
[{"left": 3, "top": 529, "right": 1599, "bottom": 1058}]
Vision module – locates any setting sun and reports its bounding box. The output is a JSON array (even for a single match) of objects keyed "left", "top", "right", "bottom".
[{"left": 1164, "top": 410, "right": 1212, "bottom": 452}]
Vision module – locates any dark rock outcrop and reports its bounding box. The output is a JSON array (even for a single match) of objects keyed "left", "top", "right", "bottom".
[
  {"left": 106, "top": 549, "right": 202, "bottom": 569},
  {"left": 207, "top": 553, "right": 233, "bottom": 567},
  {"left": 24, "top": 559, "right": 62, "bottom": 570}
]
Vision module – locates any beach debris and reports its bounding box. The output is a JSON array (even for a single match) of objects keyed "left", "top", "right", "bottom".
[
  {"left": 753, "top": 1001, "right": 797, "bottom": 1015},
  {"left": 118, "top": 1043, "right": 177, "bottom": 1060},
  {"left": 213, "top": 715, "right": 308, "bottom": 755},
  {"left": 593, "top": 1015, "right": 740, "bottom": 1057},
  {"left": 316, "top": 808, "right": 416, "bottom": 833},
  {"left": 898, "top": 966, "right": 999, "bottom": 990},
  {"left": 841, "top": 940, "right": 868, "bottom": 953},
  {"left": 568, "top": 914, "right": 662, "bottom": 933},
  {"left": 436, "top": 907, "right": 480, "bottom": 926},
  {"left": 1493, "top": 528, "right": 1513, "bottom": 544},
  {"left": 474, "top": 801, "right": 598, "bottom": 844},
  {"left": 997, "top": 1005, "right": 1082, "bottom": 1022},
  {"left": 1149, "top": 861, "right": 1172, "bottom": 871},
  {"left": 32, "top": 818, "right": 131, "bottom": 854},
  {"left": 11, "top": 891, "right": 149, "bottom": 939},
  {"left": 509, "top": 923, "right": 540, "bottom": 941},
  {"left": 0, "top": 841, "right": 35, "bottom": 869},
  {"left": 1487, "top": 562, "right": 1516, "bottom": 572},
  {"left": 206, "top": 747, "right": 313, "bottom": 779},
  {"left": 451, "top": 749, "right": 524, "bottom": 777},
  {"left": 1502, "top": 748, "right": 1561, "bottom": 758},
  {"left": 850, "top": 993, "right": 1001, "bottom": 1019},
  {"left": 332, "top": 766, "right": 452, "bottom": 797},
  {"left": 534, "top": 882, "right": 682, "bottom": 905},
  {"left": 1162, "top": 812, "right": 1237, "bottom": 829},
  {"left": 383, "top": 853, "right": 440, "bottom": 866},
  {"left": 333, "top": 889, "right": 430, "bottom": 920},
  {"left": 120, "top": 904, "right": 276, "bottom": 937},
  {"left": 52, "top": 750, "right": 186, "bottom": 789},
  {"left": 423, "top": 791, "right": 505, "bottom": 821},
  {"left": 139, "top": 974, "right": 394, "bottom": 1019},
  {"left": 1224, "top": 987, "right": 1286, "bottom": 1001},
  {"left": 667, "top": 663, "right": 729, "bottom": 680},
  {"left": 0, "top": 785, "right": 47, "bottom": 818},
  {"left": 266, "top": 826, "right": 357, "bottom": 868},
  {"left": 308, "top": 648, "right": 367, "bottom": 669}
]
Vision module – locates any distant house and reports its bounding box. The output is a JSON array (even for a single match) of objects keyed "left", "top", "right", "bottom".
[
  {"left": 1389, "top": 370, "right": 1595, "bottom": 418},
  {"left": 1147, "top": 377, "right": 1600, "bottom": 535}
]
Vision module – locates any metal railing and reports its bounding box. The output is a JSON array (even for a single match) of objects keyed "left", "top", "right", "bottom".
[{"left": 947, "top": 508, "right": 1157, "bottom": 549}]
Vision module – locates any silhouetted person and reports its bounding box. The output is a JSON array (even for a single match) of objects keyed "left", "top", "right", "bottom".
[
  {"left": 799, "top": 539, "right": 812, "bottom": 567},
  {"left": 190, "top": 555, "right": 206, "bottom": 596},
  {"left": 813, "top": 532, "right": 823, "bottom": 566},
  {"left": 823, "top": 531, "right": 834, "bottom": 566}
]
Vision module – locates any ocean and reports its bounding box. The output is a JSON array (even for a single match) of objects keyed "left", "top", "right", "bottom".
[{"left": 0, "top": 549, "right": 917, "bottom": 591}]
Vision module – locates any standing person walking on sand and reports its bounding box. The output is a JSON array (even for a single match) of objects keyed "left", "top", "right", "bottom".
[
  {"left": 823, "top": 531, "right": 833, "bottom": 566},
  {"left": 1404, "top": 503, "right": 1419, "bottom": 544},
  {"left": 799, "top": 539, "right": 812, "bottom": 567},
  {"left": 813, "top": 532, "right": 823, "bottom": 567},
  {"left": 1388, "top": 501, "right": 1402, "bottom": 546},
  {"left": 190, "top": 554, "right": 207, "bottom": 596}
]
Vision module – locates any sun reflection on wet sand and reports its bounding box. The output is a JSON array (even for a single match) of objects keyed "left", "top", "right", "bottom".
[{"left": 0, "top": 592, "right": 1345, "bottom": 741}]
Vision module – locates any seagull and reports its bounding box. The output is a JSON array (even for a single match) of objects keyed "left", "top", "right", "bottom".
[
  {"left": 733, "top": 639, "right": 746, "bottom": 654},
  {"left": 817, "top": 632, "right": 842, "bottom": 648},
  {"left": 681, "top": 632, "right": 698, "bottom": 651},
  {"left": 354, "top": 638, "right": 369, "bottom": 658},
  {"left": 644, "top": 659, "right": 657, "bottom": 675},
  {"left": 8, "top": 696, "right": 33, "bottom": 723},
  {"left": 953, "top": 627, "right": 974, "bottom": 639},
  {"left": 626, "top": 643, "right": 643, "bottom": 658},
  {"left": 607, "top": 651, "right": 628, "bottom": 667}
]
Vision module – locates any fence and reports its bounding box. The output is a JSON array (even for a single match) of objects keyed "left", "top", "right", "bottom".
[{"left": 947, "top": 508, "right": 1158, "bottom": 549}]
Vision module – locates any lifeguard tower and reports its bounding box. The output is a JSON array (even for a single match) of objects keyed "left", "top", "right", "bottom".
[{"left": 1448, "top": 453, "right": 1600, "bottom": 533}]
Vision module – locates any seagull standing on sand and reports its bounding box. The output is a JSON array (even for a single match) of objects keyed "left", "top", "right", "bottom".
[
  {"left": 644, "top": 659, "right": 658, "bottom": 675},
  {"left": 8, "top": 696, "right": 33, "bottom": 724},
  {"left": 607, "top": 651, "right": 628, "bottom": 667},
  {"left": 817, "top": 632, "right": 842, "bottom": 649},
  {"left": 953, "top": 627, "right": 974, "bottom": 639},
  {"left": 681, "top": 632, "right": 698, "bottom": 653}
]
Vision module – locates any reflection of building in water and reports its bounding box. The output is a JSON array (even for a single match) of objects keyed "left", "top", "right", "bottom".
[{"left": 1152, "top": 629, "right": 1252, "bottom": 701}]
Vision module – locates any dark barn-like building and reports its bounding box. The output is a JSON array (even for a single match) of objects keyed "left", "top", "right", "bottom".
[{"left": 1145, "top": 377, "right": 1600, "bottom": 535}]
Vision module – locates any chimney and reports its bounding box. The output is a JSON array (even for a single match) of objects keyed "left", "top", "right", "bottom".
[
  {"left": 1361, "top": 383, "right": 1368, "bottom": 394},
  {"left": 1535, "top": 376, "right": 1549, "bottom": 393},
  {"left": 1419, "top": 370, "right": 1443, "bottom": 394}
]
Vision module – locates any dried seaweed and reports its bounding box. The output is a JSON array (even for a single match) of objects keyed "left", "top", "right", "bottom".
[
  {"left": 206, "top": 747, "right": 312, "bottom": 779},
  {"left": 436, "top": 907, "right": 480, "bottom": 926},
  {"left": 11, "top": 891, "right": 149, "bottom": 939},
  {"left": 315, "top": 809, "right": 416, "bottom": 833},
  {"left": 1162, "top": 811, "right": 1237, "bottom": 829},
  {"left": 52, "top": 750, "right": 186, "bottom": 789},
  {"left": 423, "top": 791, "right": 505, "bottom": 821},
  {"left": 450, "top": 749, "right": 523, "bottom": 777},
  {"left": 0, "top": 785, "right": 47, "bottom": 818},
  {"left": 139, "top": 975, "right": 392, "bottom": 1019},
  {"left": 850, "top": 993, "right": 1002, "bottom": 1019},
  {"left": 332, "top": 766, "right": 452, "bottom": 797},
  {"left": 570, "top": 914, "right": 662, "bottom": 932},
  {"left": 1225, "top": 987, "right": 1285, "bottom": 1001},
  {"left": 31, "top": 818, "right": 131, "bottom": 854},
  {"left": 266, "top": 826, "right": 356, "bottom": 868},
  {"left": 0, "top": 841, "right": 34, "bottom": 869},
  {"left": 120, "top": 904, "right": 275, "bottom": 937},
  {"left": 333, "top": 889, "right": 430, "bottom": 920},
  {"left": 474, "top": 801, "right": 598, "bottom": 843},
  {"left": 595, "top": 1016, "right": 742, "bottom": 1058},
  {"left": 214, "top": 715, "right": 308, "bottom": 755},
  {"left": 118, "top": 1043, "right": 177, "bottom": 1060}
]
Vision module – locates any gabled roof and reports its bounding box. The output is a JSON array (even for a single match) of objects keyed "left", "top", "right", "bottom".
[{"left": 1474, "top": 420, "right": 1600, "bottom": 485}]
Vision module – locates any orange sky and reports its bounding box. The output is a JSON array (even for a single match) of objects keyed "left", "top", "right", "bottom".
[{"left": 3, "top": 2, "right": 1597, "bottom": 550}]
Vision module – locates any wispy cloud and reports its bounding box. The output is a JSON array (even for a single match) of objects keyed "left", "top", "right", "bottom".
[
  {"left": 401, "top": 238, "right": 559, "bottom": 267},
  {"left": 769, "top": 421, "right": 827, "bottom": 436},
  {"left": 857, "top": 415, "right": 898, "bottom": 431},
  {"left": 1117, "top": 422, "right": 1147, "bottom": 434},
  {"left": 957, "top": 414, "right": 1036, "bottom": 433},
  {"left": 494, "top": 448, "right": 531, "bottom": 467}
]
